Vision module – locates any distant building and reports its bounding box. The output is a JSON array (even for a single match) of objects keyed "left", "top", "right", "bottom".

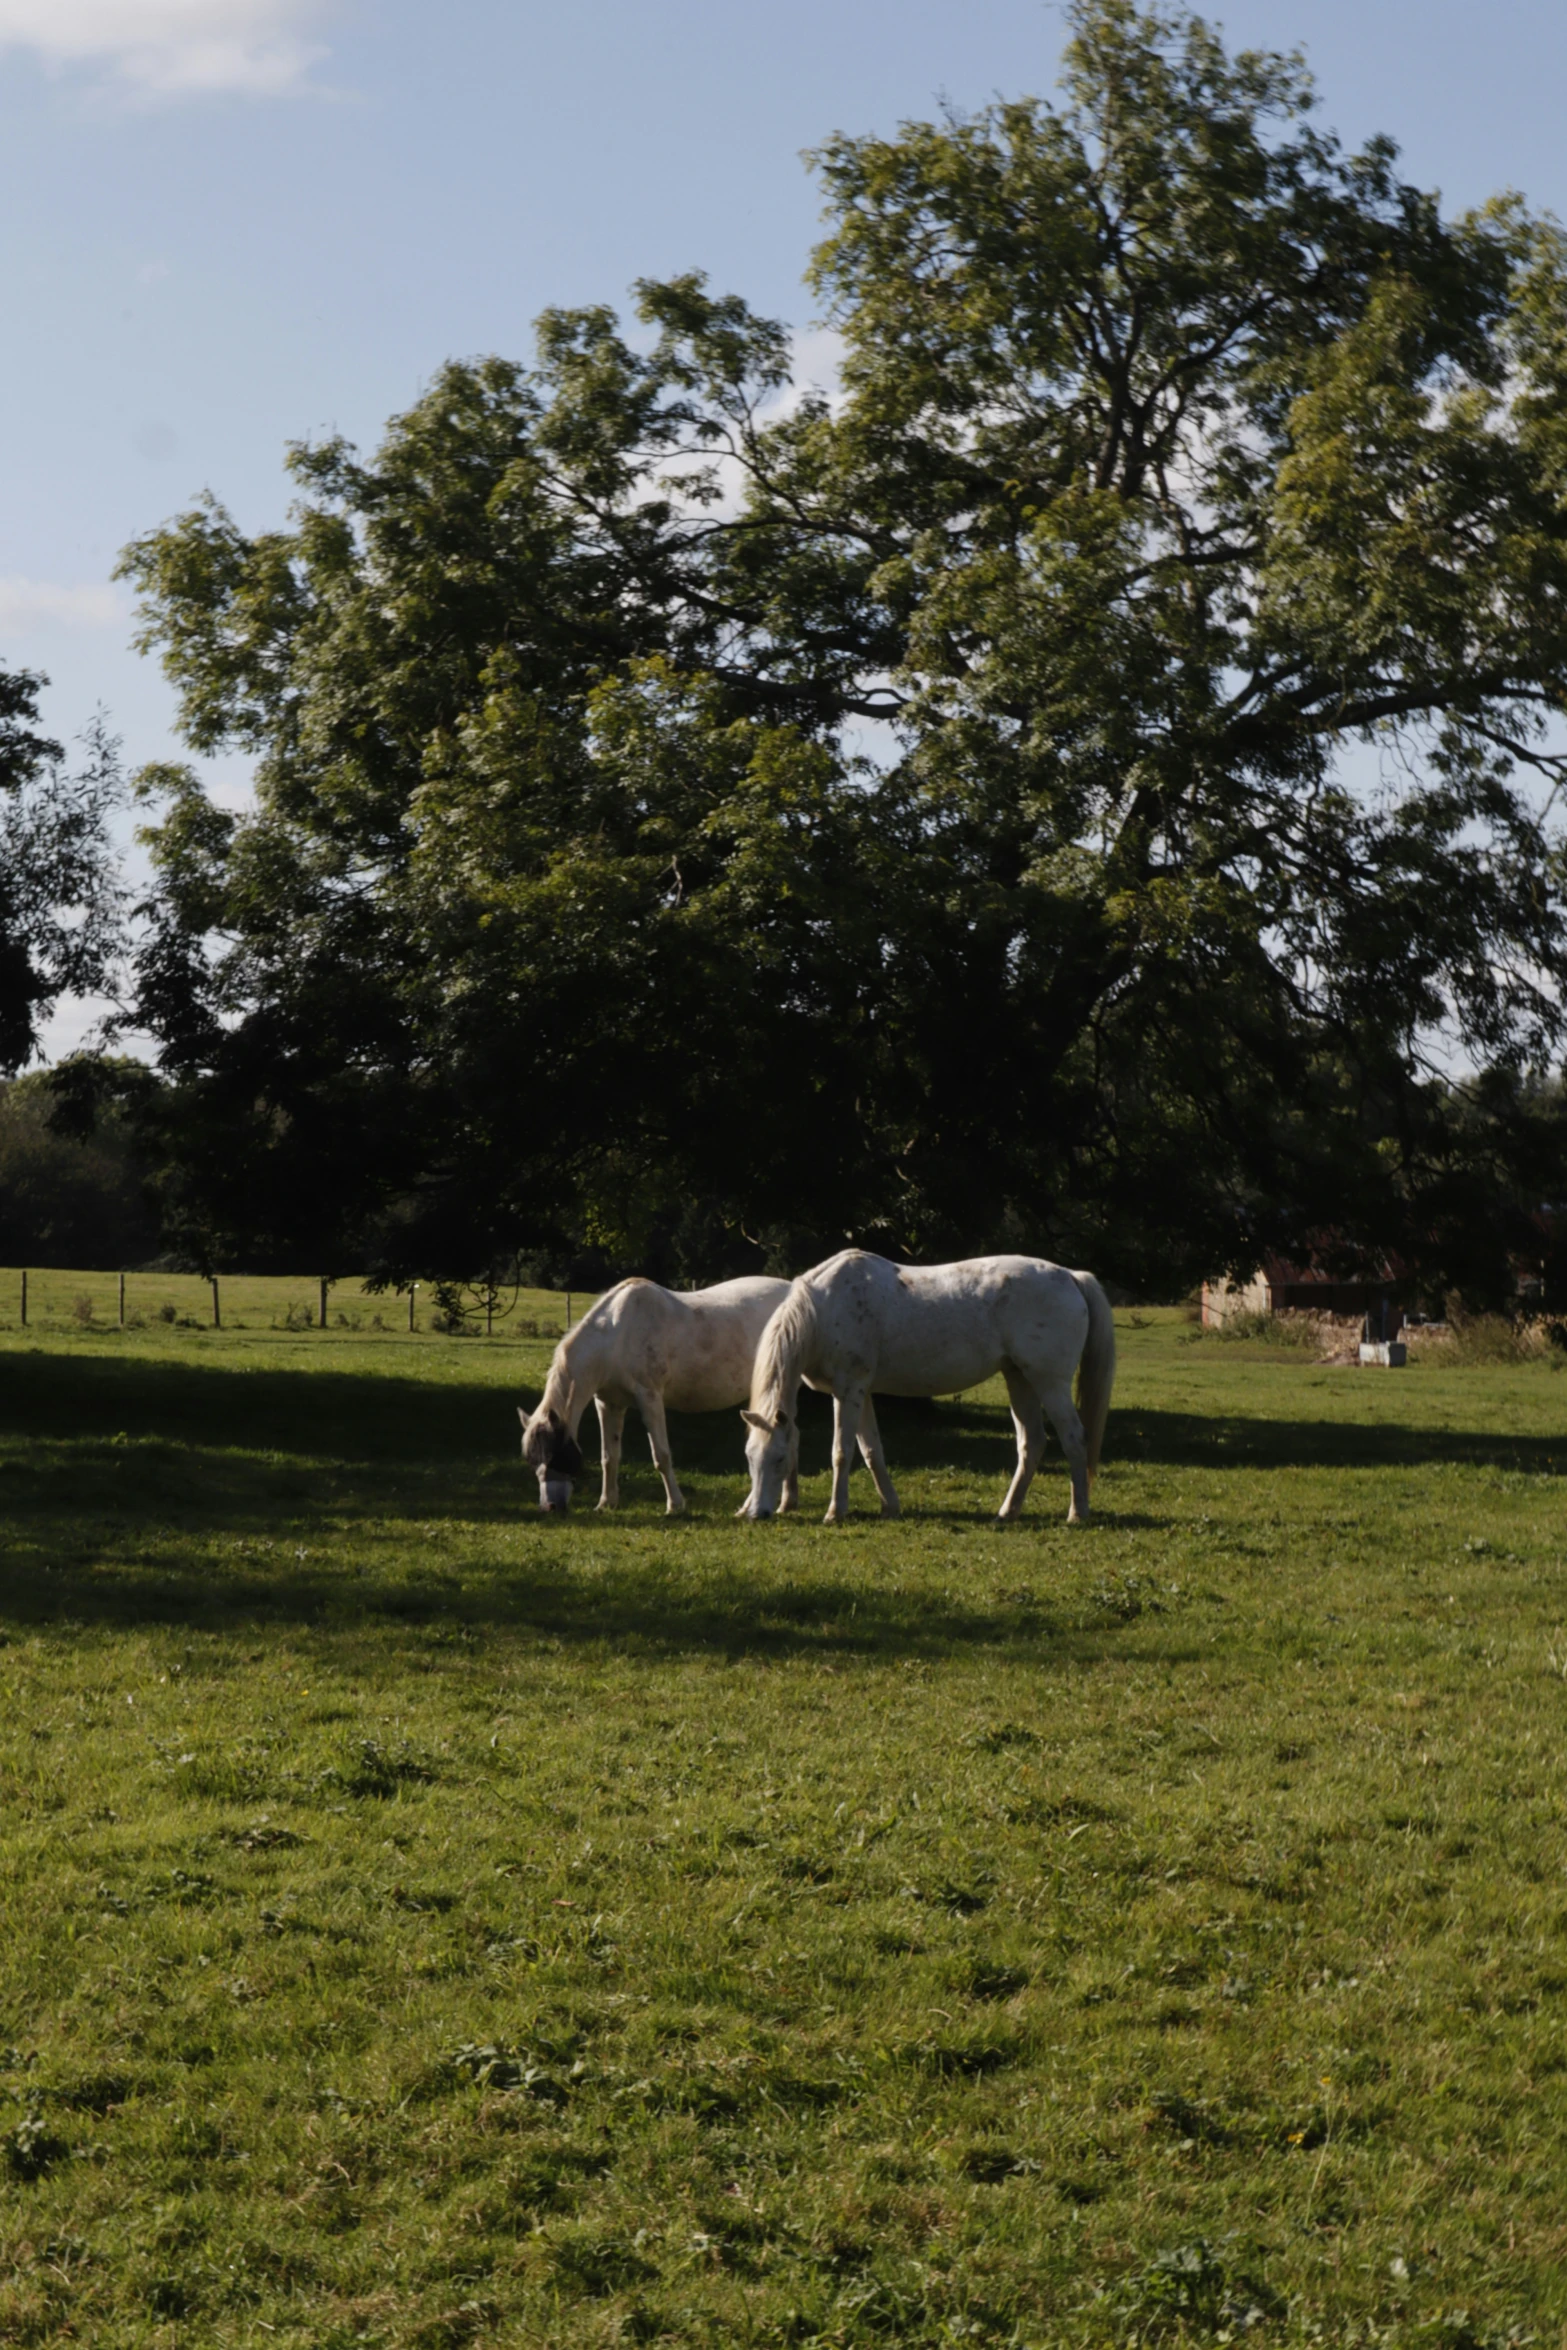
[{"left": 1201, "top": 1253, "right": 1404, "bottom": 1331}]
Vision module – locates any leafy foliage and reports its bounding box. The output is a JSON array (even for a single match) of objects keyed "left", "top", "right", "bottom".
[
  {"left": 0, "top": 668, "right": 122, "bottom": 1075},
  {"left": 0, "top": 1067, "right": 159, "bottom": 1269},
  {"left": 117, "top": 1, "right": 1567, "bottom": 1289}
]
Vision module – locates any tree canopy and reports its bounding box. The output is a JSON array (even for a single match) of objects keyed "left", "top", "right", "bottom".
[
  {"left": 116, "top": 0, "right": 1567, "bottom": 1295},
  {"left": 0, "top": 664, "right": 122, "bottom": 1076}
]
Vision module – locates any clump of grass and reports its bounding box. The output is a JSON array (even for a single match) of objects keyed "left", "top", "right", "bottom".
[
  {"left": 1411, "top": 1313, "right": 1547, "bottom": 1366},
  {"left": 1100, "top": 2237, "right": 1283, "bottom": 2338},
  {"left": 1189, "top": 1308, "right": 1326, "bottom": 1350}
]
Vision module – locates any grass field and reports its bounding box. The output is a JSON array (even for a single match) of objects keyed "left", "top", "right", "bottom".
[{"left": 1, "top": 1299, "right": 1565, "bottom": 2347}]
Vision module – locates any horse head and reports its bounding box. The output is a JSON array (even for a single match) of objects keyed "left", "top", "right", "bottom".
[
  {"left": 518, "top": 1403, "right": 584, "bottom": 1511},
  {"left": 739, "top": 1406, "right": 793, "bottom": 1519}
]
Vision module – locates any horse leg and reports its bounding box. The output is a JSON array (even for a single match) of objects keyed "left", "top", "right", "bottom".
[
  {"left": 825, "top": 1386, "right": 866, "bottom": 1523},
  {"left": 1040, "top": 1377, "right": 1091, "bottom": 1524},
  {"left": 595, "top": 1397, "right": 625, "bottom": 1511},
  {"left": 856, "top": 1396, "right": 901, "bottom": 1519},
  {"left": 636, "top": 1389, "right": 686, "bottom": 1516},
  {"left": 781, "top": 1420, "right": 801, "bottom": 1516},
  {"left": 997, "top": 1367, "right": 1046, "bottom": 1521}
]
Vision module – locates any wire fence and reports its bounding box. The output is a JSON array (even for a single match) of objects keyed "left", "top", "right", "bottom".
[{"left": 0, "top": 1270, "right": 576, "bottom": 1339}]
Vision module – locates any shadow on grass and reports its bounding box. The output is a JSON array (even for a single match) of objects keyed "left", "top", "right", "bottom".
[
  {"left": 2, "top": 1347, "right": 1560, "bottom": 1476},
  {"left": 0, "top": 1349, "right": 1557, "bottom": 1653},
  {"left": 0, "top": 1537, "right": 1193, "bottom": 1667}
]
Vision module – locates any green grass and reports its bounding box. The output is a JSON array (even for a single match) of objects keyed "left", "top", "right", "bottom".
[{"left": 1, "top": 1311, "right": 1565, "bottom": 2347}]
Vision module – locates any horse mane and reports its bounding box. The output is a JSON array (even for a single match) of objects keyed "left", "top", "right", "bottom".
[
  {"left": 751, "top": 1278, "right": 817, "bottom": 1417},
  {"left": 538, "top": 1288, "right": 610, "bottom": 1421},
  {"left": 536, "top": 1278, "right": 644, "bottom": 1423}
]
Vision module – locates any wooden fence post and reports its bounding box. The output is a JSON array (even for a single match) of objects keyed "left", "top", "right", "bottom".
[
  {"left": 320, "top": 1276, "right": 329, "bottom": 1331},
  {"left": 565, "top": 1290, "right": 572, "bottom": 1331},
  {"left": 19, "top": 1270, "right": 26, "bottom": 1328},
  {"left": 408, "top": 1283, "right": 416, "bottom": 1333},
  {"left": 211, "top": 1277, "right": 221, "bottom": 1329},
  {"left": 119, "top": 1272, "right": 126, "bottom": 1327}
]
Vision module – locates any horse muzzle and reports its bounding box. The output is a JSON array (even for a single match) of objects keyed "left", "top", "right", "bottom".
[{"left": 538, "top": 1473, "right": 575, "bottom": 1514}]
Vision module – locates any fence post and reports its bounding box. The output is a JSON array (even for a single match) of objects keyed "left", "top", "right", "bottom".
[
  {"left": 320, "top": 1276, "right": 329, "bottom": 1331},
  {"left": 565, "top": 1289, "right": 572, "bottom": 1331},
  {"left": 486, "top": 1292, "right": 494, "bottom": 1338},
  {"left": 407, "top": 1283, "right": 416, "bottom": 1334},
  {"left": 212, "top": 1277, "right": 221, "bottom": 1329},
  {"left": 119, "top": 1272, "right": 126, "bottom": 1328},
  {"left": 19, "top": 1270, "right": 26, "bottom": 1328}
]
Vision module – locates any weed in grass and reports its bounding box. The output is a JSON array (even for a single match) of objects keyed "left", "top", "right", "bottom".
[
  {"left": 1099, "top": 2236, "right": 1284, "bottom": 2338},
  {"left": 6, "top": 2107, "right": 68, "bottom": 2180}
]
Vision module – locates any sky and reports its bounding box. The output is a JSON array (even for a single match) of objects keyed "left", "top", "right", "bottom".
[{"left": 4, "top": 0, "right": 1567, "bottom": 1053}]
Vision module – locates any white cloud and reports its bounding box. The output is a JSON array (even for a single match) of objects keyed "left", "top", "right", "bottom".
[
  {"left": 0, "top": 0, "right": 334, "bottom": 96},
  {"left": 0, "top": 577, "right": 124, "bottom": 630}
]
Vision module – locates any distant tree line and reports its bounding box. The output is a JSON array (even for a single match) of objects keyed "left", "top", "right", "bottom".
[
  {"left": 10, "top": 0, "right": 1567, "bottom": 1306},
  {"left": 0, "top": 1070, "right": 157, "bottom": 1270}
]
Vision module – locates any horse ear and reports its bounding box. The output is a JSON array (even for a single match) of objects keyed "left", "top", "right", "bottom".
[
  {"left": 773, "top": 1412, "right": 789, "bottom": 1431},
  {"left": 517, "top": 1406, "right": 528, "bottom": 1425},
  {"left": 741, "top": 1410, "right": 771, "bottom": 1432}
]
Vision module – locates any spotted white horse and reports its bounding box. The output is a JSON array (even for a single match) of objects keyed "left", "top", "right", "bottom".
[
  {"left": 740, "top": 1249, "right": 1116, "bottom": 1524},
  {"left": 520, "top": 1276, "right": 795, "bottom": 1514}
]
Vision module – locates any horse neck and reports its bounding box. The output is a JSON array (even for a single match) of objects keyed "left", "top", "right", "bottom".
[
  {"left": 540, "top": 1326, "right": 592, "bottom": 1437},
  {"left": 752, "top": 1282, "right": 814, "bottom": 1419}
]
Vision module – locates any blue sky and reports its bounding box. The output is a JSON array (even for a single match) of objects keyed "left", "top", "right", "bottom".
[{"left": 3, "top": 0, "right": 1566, "bottom": 1049}]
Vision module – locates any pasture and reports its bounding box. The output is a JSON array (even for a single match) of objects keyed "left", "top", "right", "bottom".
[{"left": 0, "top": 1299, "right": 1564, "bottom": 2347}]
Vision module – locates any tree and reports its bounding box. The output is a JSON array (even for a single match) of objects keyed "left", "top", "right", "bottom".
[
  {"left": 0, "top": 1064, "right": 160, "bottom": 1269},
  {"left": 118, "top": 0, "right": 1567, "bottom": 1294},
  {"left": 0, "top": 665, "right": 123, "bottom": 1074}
]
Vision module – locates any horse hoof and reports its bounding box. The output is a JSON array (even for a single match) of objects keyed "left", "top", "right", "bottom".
[
  {"left": 879, "top": 1504, "right": 902, "bottom": 1520},
  {"left": 665, "top": 1501, "right": 687, "bottom": 1517}
]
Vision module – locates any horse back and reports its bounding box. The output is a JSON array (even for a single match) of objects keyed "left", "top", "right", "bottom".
[
  {"left": 590, "top": 1274, "right": 790, "bottom": 1413},
  {"left": 814, "top": 1252, "right": 1090, "bottom": 1395}
]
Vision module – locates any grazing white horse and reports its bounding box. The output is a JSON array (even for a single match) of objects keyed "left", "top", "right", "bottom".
[
  {"left": 740, "top": 1249, "right": 1116, "bottom": 1525},
  {"left": 520, "top": 1275, "right": 793, "bottom": 1514}
]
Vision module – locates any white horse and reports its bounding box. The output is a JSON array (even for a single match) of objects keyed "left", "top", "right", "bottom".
[
  {"left": 740, "top": 1249, "right": 1116, "bottom": 1525},
  {"left": 520, "top": 1275, "right": 793, "bottom": 1514}
]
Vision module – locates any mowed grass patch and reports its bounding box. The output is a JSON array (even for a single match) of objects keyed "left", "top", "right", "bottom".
[{"left": 0, "top": 1314, "right": 1565, "bottom": 2346}]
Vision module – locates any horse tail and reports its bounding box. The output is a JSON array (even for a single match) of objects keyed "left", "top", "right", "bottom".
[
  {"left": 1071, "top": 1272, "right": 1116, "bottom": 1481},
  {"left": 752, "top": 1278, "right": 817, "bottom": 1417}
]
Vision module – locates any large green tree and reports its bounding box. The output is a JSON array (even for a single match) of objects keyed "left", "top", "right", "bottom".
[
  {"left": 0, "top": 664, "right": 122, "bottom": 1074},
  {"left": 119, "top": 0, "right": 1567, "bottom": 1293}
]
